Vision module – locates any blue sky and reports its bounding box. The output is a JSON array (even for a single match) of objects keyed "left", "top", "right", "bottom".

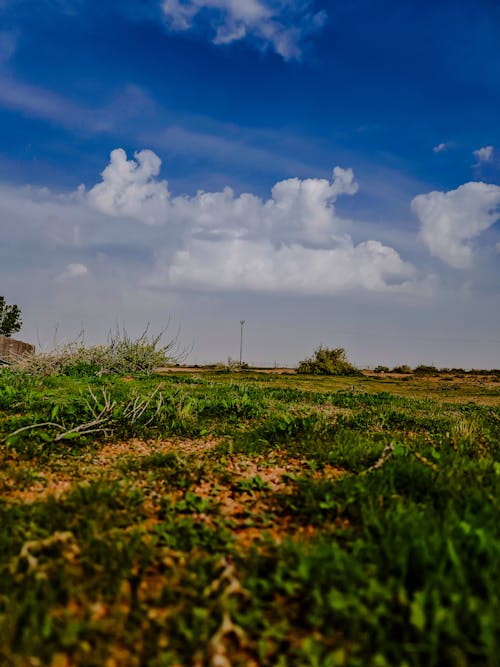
[{"left": 1, "top": 0, "right": 499, "bottom": 367}]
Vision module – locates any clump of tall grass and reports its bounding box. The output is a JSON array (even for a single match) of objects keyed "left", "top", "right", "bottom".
[
  {"left": 297, "top": 345, "right": 361, "bottom": 376},
  {"left": 11, "top": 326, "right": 181, "bottom": 377}
]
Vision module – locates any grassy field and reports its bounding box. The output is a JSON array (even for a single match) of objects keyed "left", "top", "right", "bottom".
[{"left": 1, "top": 367, "right": 500, "bottom": 666}]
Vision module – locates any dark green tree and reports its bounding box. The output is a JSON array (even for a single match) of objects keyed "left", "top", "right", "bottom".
[{"left": 0, "top": 297, "right": 22, "bottom": 337}]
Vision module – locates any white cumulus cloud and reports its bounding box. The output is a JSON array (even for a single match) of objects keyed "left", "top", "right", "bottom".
[
  {"left": 0, "top": 148, "right": 430, "bottom": 301},
  {"left": 412, "top": 181, "right": 500, "bottom": 268},
  {"left": 86, "top": 148, "right": 359, "bottom": 245},
  {"left": 88, "top": 148, "right": 170, "bottom": 225},
  {"left": 160, "top": 0, "right": 327, "bottom": 60},
  {"left": 56, "top": 263, "right": 89, "bottom": 282},
  {"left": 473, "top": 145, "right": 494, "bottom": 165},
  {"left": 84, "top": 148, "right": 418, "bottom": 294},
  {"left": 150, "top": 237, "right": 415, "bottom": 294}
]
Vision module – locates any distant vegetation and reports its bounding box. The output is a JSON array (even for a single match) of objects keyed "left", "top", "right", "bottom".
[
  {"left": 390, "top": 364, "right": 413, "bottom": 374},
  {"left": 373, "top": 364, "right": 500, "bottom": 377},
  {"left": 297, "top": 345, "right": 361, "bottom": 376}
]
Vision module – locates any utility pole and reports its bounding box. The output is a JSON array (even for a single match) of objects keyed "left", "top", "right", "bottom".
[{"left": 239, "top": 320, "right": 246, "bottom": 365}]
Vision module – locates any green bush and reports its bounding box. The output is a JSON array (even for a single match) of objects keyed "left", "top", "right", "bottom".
[{"left": 297, "top": 345, "right": 361, "bottom": 376}]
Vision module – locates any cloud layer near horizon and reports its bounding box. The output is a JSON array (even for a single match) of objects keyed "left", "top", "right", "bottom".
[{"left": 1, "top": 148, "right": 499, "bottom": 303}]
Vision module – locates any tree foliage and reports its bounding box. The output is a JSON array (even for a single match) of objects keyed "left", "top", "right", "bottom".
[
  {"left": 297, "top": 345, "right": 361, "bottom": 376},
  {"left": 0, "top": 297, "right": 22, "bottom": 337}
]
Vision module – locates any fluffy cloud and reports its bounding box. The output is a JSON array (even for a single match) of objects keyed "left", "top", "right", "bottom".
[
  {"left": 56, "top": 263, "right": 89, "bottom": 282},
  {"left": 88, "top": 148, "right": 169, "bottom": 225},
  {"left": 150, "top": 238, "right": 415, "bottom": 294},
  {"left": 172, "top": 166, "right": 359, "bottom": 247},
  {"left": 161, "top": 0, "right": 327, "bottom": 60},
  {"left": 412, "top": 182, "right": 500, "bottom": 268},
  {"left": 0, "top": 148, "right": 426, "bottom": 299},
  {"left": 473, "top": 145, "right": 494, "bottom": 165},
  {"left": 83, "top": 148, "right": 418, "bottom": 294},
  {"left": 433, "top": 143, "right": 447, "bottom": 153},
  {"left": 87, "top": 149, "right": 359, "bottom": 243}
]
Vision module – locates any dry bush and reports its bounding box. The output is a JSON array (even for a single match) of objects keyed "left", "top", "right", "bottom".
[{"left": 12, "top": 326, "right": 182, "bottom": 377}]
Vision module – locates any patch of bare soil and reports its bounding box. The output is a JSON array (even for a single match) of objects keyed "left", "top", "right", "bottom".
[
  {"left": 0, "top": 473, "right": 74, "bottom": 504},
  {"left": 191, "top": 454, "right": 345, "bottom": 547},
  {"left": 95, "top": 436, "right": 221, "bottom": 463},
  {"left": 1, "top": 437, "right": 347, "bottom": 550},
  {"left": 0, "top": 437, "right": 222, "bottom": 505}
]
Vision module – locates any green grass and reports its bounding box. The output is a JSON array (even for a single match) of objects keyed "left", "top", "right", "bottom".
[{"left": 0, "top": 367, "right": 499, "bottom": 666}]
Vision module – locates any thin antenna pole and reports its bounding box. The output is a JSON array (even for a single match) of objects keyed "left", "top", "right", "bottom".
[{"left": 239, "top": 320, "right": 245, "bottom": 365}]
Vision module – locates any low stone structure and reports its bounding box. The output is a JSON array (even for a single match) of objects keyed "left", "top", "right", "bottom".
[{"left": 0, "top": 335, "right": 35, "bottom": 363}]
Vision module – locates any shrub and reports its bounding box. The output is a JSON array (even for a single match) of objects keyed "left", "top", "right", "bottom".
[
  {"left": 391, "top": 364, "right": 412, "bottom": 374},
  {"left": 374, "top": 365, "right": 390, "bottom": 373},
  {"left": 12, "top": 326, "right": 181, "bottom": 377},
  {"left": 414, "top": 364, "right": 438, "bottom": 375},
  {"left": 297, "top": 345, "right": 361, "bottom": 376},
  {"left": 210, "top": 358, "right": 249, "bottom": 373}
]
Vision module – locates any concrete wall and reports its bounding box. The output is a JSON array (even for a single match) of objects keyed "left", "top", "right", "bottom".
[{"left": 0, "top": 335, "right": 35, "bottom": 362}]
